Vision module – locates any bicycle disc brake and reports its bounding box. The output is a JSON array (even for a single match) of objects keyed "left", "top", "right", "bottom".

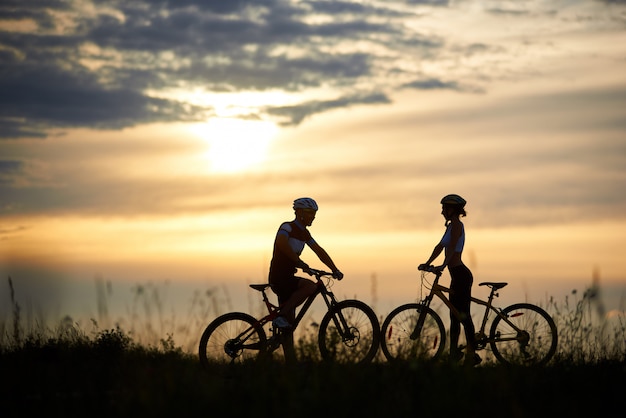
[{"left": 342, "top": 327, "right": 360, "bottom": 347}]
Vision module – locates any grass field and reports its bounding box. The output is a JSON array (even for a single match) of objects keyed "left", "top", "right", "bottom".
[{"left": 1, "top": 277, "right": 624, "bottom": 417}]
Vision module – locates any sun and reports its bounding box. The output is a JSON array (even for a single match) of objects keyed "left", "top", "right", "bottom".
[{"left": 200, "top": 118, "right": 278, "bottom": 173}]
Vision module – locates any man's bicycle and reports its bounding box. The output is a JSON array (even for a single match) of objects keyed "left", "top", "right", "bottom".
[
  {"left": 380, "top": 265, "right": 558, "bottom": 366},
  {"left": 199, "top": 268, "right": 380, "bottom": 367}
]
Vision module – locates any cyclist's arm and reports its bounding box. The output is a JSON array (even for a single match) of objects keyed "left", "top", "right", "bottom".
[
  {"left": 309, "top": 242, "right": 343, "bottom": 278},
  {"left": 423, "top": 243, "right": 444, "bottom": 267}
]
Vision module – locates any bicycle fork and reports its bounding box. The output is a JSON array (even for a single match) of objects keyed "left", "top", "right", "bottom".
[
  {"left": 331, "top": 310, "right": 359, "bottom": 343},
  {"left": 409, "top": 300, "right": 431, "bottom": 340},
  {"left": 324, "top": 294, "right": 358, "bottom": 343}
]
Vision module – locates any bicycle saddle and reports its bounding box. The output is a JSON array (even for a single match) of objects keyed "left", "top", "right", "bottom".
[
  {"left": 478, "top": 282, "right": 508, "bottom": 290},
  {"left": 250, "top": 284, "right": 271, "bottom": 291}
]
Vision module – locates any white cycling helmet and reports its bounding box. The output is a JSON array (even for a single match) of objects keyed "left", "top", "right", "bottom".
[{"left": 293, "top": 197, "right": 318, "bottom": 211}]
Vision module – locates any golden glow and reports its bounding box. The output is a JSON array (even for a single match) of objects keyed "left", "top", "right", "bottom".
[
  {"left": 196, "top": 118, "right": 278, "bottom": 173},
  {"left": 3, "top": 214, "right": 624, "bottom": 286},
  {"left": 2, "top": 210, "right": 624, "bottom": 327}
]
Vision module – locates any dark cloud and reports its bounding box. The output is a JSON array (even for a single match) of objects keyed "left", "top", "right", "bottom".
[
  {"left": 404, "top": 0, "right": 449, "bottom": 5},
  {"left": 309, "top": 0, "right": 416, "bottom": 17},
  {"left": 0, "top": 0, "right": 458, "bottom": 139},
  {"left": 485, "top": 8, "right": 529, "bottom": 17},
  {"left": 0, "top": 160, "right": 23, "bottom": 184},
  {"left": 0, "top": 59, "right": 213, "bottom": 138},
  {"left": 401, "top": 77, "right": 483, "bottom": 93},
  {"left": 266, "top": 91, "right": 391, "bottom": 125},
  {"left": 0, "top": 160, "right": 22, "bottom": 170}
]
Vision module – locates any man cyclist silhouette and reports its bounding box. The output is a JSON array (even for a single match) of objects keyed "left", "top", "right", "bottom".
[{"left": 268, "top": 197, "right": 343, "bottom": 363}]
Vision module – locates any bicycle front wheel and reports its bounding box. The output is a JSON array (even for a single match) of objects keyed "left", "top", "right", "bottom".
[
  {"left": 199, "top": 312, "right": 267, "bottom": 369},
  {"left": 490, "top": 303, "right": 558, "bottom": 366},
  {"left": 318, "top": 300, "right": 380, "bottom": 364},
  {"left": 380, "top": 303, "right": 446, "bottom": 362}
]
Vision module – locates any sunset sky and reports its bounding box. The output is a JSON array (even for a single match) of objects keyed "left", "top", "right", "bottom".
[{"left": 1, "top": 0, "right": 625, "bottom": 329}]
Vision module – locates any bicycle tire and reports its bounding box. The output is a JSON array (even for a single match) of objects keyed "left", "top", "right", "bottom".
[
  {"left": 380, "top": 303, "right": 446, "bottom": 362},
  {"left": 489, "top": 303, "right": 558, "bottom": 366},
  {"left": 318, "top": 300, "right": 381, "bottom": 364},
  {"left": 198, "top": 312, "right": 267, "bottom": 369}
]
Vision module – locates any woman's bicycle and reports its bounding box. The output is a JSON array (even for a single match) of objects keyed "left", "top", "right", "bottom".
[
  {"left": 380, "top": 265, "right": 558, "bottom": 366},
  {"left": 199, "top": 268, "right": 380, "bottom": 368}
]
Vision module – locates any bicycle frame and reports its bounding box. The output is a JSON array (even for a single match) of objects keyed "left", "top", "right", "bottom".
[
  {"left": 248, "top": 269, "right": 354, "bottom": 352},
  {"left": 378, "top": 266, "right": 557, "bottom": 365},
  {"left": 415, "top": 270, "right": 526, "bottom": 346},
  {"left": 199, "top": 267, "right": 382, "bottom": 367}
]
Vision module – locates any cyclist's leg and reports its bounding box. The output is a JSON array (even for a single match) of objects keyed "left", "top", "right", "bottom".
[
  {"left": 450, "top": 265, "right": 478, "bottom": 361},
  {"left": 269, "top": 275, "right": 297, "bottom": 363},
  {"left": 449, "top": 310, "right": 462, "bottom": 360},
  {"left": 280, "top": 320, "right": 297, "bottom": 364},
  {"left": 270, "top": 276, "right": 316, "bottom": 364},
  {"left": 460, "top": 310, "right": 477, "bottom": 354},
  {"left": 279, "top": 278, "right": 317, "bottom": 317},
  {"left": 270, "top": 274, "right": 299, "bottom": 321},
  {"left": 281, "top": 279, "right": 317, "bottom": 364}
]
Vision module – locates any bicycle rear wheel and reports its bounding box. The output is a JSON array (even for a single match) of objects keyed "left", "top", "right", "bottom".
[
  {"left": 318, "top": 300, "right": 380, "bottom": 364},
  {"left": 490, "top": 303, "right": 558, "bottom": 366},
  {"left": 199, "top": 312, "right": 267, "bottom": 369},
  {"left": 380, "top": 303, "right": 446, "bottom": 362}
]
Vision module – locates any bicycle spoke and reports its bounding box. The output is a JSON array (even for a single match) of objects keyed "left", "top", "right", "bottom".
[
  {"left": 199, "top": 312, "right": 267, "bottom": 368},
  {"left": 490, "top": 303, "right": 557, "bottom": 366},
  {"left": 318, "top": 300, "right": 380, "bottom": 364}
]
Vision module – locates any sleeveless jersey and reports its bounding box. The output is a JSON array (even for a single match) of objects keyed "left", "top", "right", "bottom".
[
  {"left": 440, "top": 222, "right": 465, "bottom": 253},
  {"left": 269, "top": 220, "right": 316, "bottom": 279}
]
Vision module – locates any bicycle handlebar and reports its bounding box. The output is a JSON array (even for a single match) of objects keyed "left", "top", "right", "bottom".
[
  {"left": 303, "top": 267, "right": 343, "bottom": 281},
  {"left": 417, "top": 264, "right": 443, "bottom": 275}
]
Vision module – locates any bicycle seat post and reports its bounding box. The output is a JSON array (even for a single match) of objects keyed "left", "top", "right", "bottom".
[{"left": 487, "top": 286, "right": 499, "bottom": 306}]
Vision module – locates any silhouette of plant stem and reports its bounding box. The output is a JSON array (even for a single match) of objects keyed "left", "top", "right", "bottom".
[{"left": 8, "top": 276, "right": 21, "bottom": 346}]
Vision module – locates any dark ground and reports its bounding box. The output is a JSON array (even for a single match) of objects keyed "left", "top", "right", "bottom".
[{"left": 1, "top": 346, "right": 624, "bottom": 418}]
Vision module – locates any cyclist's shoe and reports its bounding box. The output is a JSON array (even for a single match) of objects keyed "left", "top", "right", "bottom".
[
  {"left": 464, "top": 353, "right": 482, "bottom": 366},
  {"left": 272, "top": 316, "right": 292, "bottom": 329}
]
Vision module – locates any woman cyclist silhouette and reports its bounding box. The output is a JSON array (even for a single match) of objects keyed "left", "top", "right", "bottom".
[{"left": 419, "top": 194, "right": 481, "bottom": 366}]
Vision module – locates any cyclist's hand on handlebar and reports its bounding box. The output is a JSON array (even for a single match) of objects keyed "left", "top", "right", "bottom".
[
  {"left": 332, "top": 270, "right": 344, "bottom": 280},
  {"left": 298, "top": 260, "right": 310, "bottom": 272},
  {"left": 433, "top": 265, "right": 445, "bottom": 273},
  {"left": 418, "top": 264, "right": 443, "bottom": 274}
]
